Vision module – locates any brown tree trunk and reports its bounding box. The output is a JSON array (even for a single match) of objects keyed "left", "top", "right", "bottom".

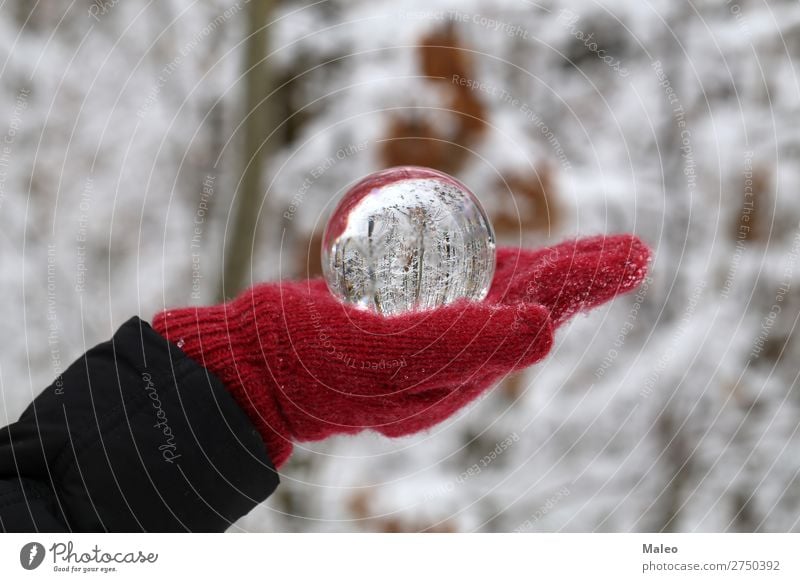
[{"left": 219, "top": 0, "right": 276, "bottom": 301}]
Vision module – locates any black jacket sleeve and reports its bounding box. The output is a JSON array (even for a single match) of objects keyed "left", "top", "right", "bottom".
[{"left": 0, "top": 316, "right": 279, "bottom": 532}]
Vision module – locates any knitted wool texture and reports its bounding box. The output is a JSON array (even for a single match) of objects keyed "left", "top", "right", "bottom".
[{"left": 152, "top": 234, "right": 651, "bottom": 468}]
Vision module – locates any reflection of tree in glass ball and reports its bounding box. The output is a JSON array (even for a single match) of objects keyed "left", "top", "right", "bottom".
[{"left": 322, "top": 166, "right": 496, "bottom": 316}]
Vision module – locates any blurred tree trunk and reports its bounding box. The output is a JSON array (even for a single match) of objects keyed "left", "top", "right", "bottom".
[{"left": 219, "top": 0, "right": 275, "bottom": 301}]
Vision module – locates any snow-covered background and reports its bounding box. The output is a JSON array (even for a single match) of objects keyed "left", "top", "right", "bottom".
[{"left": 1, "top": 0, "right": 799, "bottom": 531}]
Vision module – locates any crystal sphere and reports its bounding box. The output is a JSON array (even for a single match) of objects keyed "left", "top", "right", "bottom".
[{"left": 322, "top": 166, "right": 496, "bottom": 315}]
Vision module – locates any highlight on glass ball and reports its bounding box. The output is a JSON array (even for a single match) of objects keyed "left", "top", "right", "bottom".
[{"left": 321, "top": 166, "right": 496, "bottom": 316}]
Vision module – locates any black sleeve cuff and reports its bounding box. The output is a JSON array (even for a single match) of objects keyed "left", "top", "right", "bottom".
[{"left": 0, "top": 316, "right": 279, "bottom": 532}]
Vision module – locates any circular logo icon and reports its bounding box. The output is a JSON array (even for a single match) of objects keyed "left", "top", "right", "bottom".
[{"left": 20, "top": 542, "right": 45, "bottom": 570}]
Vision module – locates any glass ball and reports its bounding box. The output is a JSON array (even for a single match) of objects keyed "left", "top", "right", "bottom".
[{"left": 322, "top": 166, "right": 496, "bottom": 316}]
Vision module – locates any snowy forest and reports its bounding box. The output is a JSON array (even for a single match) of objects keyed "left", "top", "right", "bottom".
[{"left": 1, "top": 0, "right": 799, "bottom": 532}]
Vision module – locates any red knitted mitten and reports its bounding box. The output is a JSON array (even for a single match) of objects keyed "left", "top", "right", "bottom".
[{"left": 152, "top": 234, "right": 650, "bottom": 468}]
